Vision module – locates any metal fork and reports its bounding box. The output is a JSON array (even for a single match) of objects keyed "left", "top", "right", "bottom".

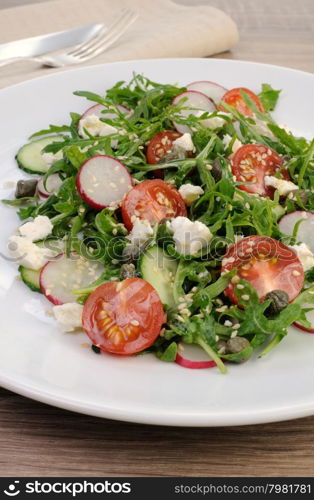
[{"left": 0, "top": 9, "right": 138, "bottom": 68}]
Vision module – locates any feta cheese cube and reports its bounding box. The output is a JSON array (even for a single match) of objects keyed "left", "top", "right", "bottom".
[
  {"left": 78, "top": 114, "right": 118, "bottom": 139},
  {"left": 8, "top": 235, "right": 53, "bottom": 270},
  {"left": 18, "top": 215, "right": 53, "bottom": 242},
  {"left": 52, "top": 303, "right": 83, "bottom": 332},
  {"left": 264, "top": 176, "right": 299, "bottom": 197},
  {"left": 167, "top": 216, "right": 212, "bottom": 255},
  {"left": 41, "top": 152, "right": 61, "bottom": 166},
  {"left": 289, "top": 242, "right": 314, "bottom": 271},
  {"left": 126, "top": 218, "right": 154, "bottom": 246},
  {"left": 179, "top": 184, "right": 204, "bottom": 206},
  {"left": 173, "top": 133, "right": 195, "bottom": 152},
  {"left": 222, "top": 134, "right": 243, "bottom": 154},
  {"left": 201, "top": 116, "right": 226, "bottom": 130}
]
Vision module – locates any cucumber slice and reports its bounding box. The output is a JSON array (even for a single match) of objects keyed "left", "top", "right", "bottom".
[
  {"left": 139, "top": 245, "right": 178, "bottom": 308},
  {"left": 19, "top": 266, "right": 41, "bottom": 293},
  {"left": 16, "top": 136, "right": 63, "bottom": 175},
  {"left": 19, "top": 238, "right": 65, "bottom": 293}
]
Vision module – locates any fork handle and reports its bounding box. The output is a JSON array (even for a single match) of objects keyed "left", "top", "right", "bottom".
[{"left": 0, "top": 56, "right": 42, "bottom": 68}]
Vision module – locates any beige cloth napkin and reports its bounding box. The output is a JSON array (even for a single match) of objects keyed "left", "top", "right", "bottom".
[{"left": 0, "top": 0, "right": 238, "bottom": 89}]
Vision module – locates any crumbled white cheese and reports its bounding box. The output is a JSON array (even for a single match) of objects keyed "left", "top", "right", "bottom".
[
  {"left": 264, "top": 176, "right": 299, "bottom": 197},
  {"left": 126, "top": 217, "right": 154, "bottom": 246},
  {"left": 290, "top": 242, "right": 314, "bottom": 271},
  {"left": 178, "top": 183, "right": 204, "bottom": 206},
  {"left": 18, "top": 215, "right": 53, "bottom": 242},
  {"left": 78, "top": 114, "right": 118, "bottom": 139},
  {"left": 173, "top": 133, "right": 195, "bottom": 152},
  {"left": 167, "top": 216, "right": 212, "bottom": 255},
  {"left": 222, "top": 134, "right": 243, "bottom": 154},
  {"left": 42, "top": 152, "right": 56, "bottom": 166},
  {"left": 201, "top": 116, "right": 226, "bottom": 129},
  {"left": 8, "top": 235, "right": 53, "bottom": 270},
  {"left": 52, "top": 303, "right": 83, "bottom": 332}
]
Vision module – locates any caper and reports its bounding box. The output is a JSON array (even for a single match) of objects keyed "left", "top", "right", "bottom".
[
  {"left": 120, "top": 263, "right": 136, "bottom": 280},
  {"left": 211, "top": 158, "right": 222, "bottom": 182},
  {"left": 226, "top": 336, "right": 251, "bottom": 354},
  {"left": 15, "top": 179, "right": 38, "bottom": 198},
  {"left": 158, "top": 145, "right": 187, "bottom": 164},
  {"left": 216, "top": 339, "right": 227, "bottom": 354},
  {"left": 264, "top": 289, "right": 289, "bottom": 317},
  {"left": 122, "top": 244, "right": 142, "bottom": 262}
]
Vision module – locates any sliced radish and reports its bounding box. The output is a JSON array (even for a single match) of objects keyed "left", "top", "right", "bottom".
[
  {"left": 175, "top": 343, "right": 217, "bottom": 369},
  {"left": 172, "top": 90, "right": 216, "bottom": 134},
  {"left": 279, "top": 211, "right": 314, "bottom": 252},
  {"left": 186, "top": 81, "right": 228, "bottom": 105},
  {"left": 76, "top": 155, "right": 133, "bottom": 210},
  {"left": 79, "top": 103, "right": 129, "bottom": 123},
  {"left": 40, "top": 253, "right": 104, "bottom": 305},
  {"left": 294, "top": 306, "right": 314, "bottom": 333},
  {"left": 37, "top": 174, "right": 63, "bottom": 198}
]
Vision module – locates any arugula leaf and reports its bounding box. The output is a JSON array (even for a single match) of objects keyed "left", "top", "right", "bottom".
[
  {"left": 258, "top": 83, "right": 281, "bottom": 112},
  {"left": 169, "top": 314, "right": 227, "bottom": 373}
]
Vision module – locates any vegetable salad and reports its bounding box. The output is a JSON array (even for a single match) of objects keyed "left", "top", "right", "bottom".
[{"left": 4, "top": 74, "right": 314, "bottom": 374}]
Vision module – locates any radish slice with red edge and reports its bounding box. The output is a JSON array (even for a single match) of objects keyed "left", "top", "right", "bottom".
[
  {"left": 37, "top": 174, "right": 63, "bottom": 198},
  {"left": 40, "top": 253, "right": 104, "bottom": 305},
  {"left": 76, "top": 155, "right": 133, "bottom": 210},
  {"left": 279, "top": 211, "right": 314, "bottom": 253},
  {"left": 175, "top": 343, "right": 217, "bottom": 369},
  {"left": 78, "top": 103, "right": 129, "bottom": 132},
  {"left": 186, "top": 81, "right": 228, "bottom": 105},
  {"left": 172, "top": 90, "right": 216, "bottom": 134},
  {"left": 294, "top": 306, "right": 314, "bottom": 333}
]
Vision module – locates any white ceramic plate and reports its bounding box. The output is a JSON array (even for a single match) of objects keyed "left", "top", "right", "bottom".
[{"left": 1, "top": 58, "right": 314, "bottom": 427}]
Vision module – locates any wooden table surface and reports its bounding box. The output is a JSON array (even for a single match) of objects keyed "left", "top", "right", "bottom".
[{"left": 1, "top": 0, "right": 314, "bottom": 478}]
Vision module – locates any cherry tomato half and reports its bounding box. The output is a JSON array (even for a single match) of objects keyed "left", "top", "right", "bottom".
[
  {"left": 146, "top": 130, "right": 182, "bottom": 164},
  {"left": 231, "top": 144, "right": 287, "bottom": 197},
  {"left": 82, "top": 278, "right": 165, "bottom": 355},
  {"left": 221, "top": 235, "right": 304, "bottom": 303},
  {"left": 121, "top": 179, "right": 187, "bottom": 230},
  {"left": 220, "top": 87, "right": 264, "bottom": 117}
]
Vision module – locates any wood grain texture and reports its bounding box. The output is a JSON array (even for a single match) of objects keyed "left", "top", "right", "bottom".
[{"left": 1, "top": 0, "right": 314, "bottom": 478}]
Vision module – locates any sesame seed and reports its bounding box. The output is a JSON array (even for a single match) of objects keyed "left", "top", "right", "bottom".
[
  {"left": 178, "top": 302, "right": 188, "bottom": 310},
  {"left": 224, "top": 320, "right": 233, "bottom": 327},
  {"left": 237, "top": 284, "right": 244, "bottom": 290},
  {"left": 176, "top": 314, "right": 185, "bottom": 323},
  {"left": 216, "top": 305, "right": 228, "bottom": 313},
  {"left": 116, "top": 282, "right": 123, "bottom": 291},
  {"left": 292, "top": 270, "right": 301, "bottom": 276},
  {"left": 215, "top": 335, "right": 220, "bottom": 342},
  {"left": 241, "top": 294, "right": 250, "bottom": 301},
  {"left": 230, "top": 330, "right": 238, "bottom": 338},
  {"left": 181, "top": 308, "right": 191, "bottom": 316},
  {"left": 231, "top": 275, "right": 240, "bottom": 284},
  {"left": 130, "top": 319, "right": 139, "bottom": 326},
  {"left": 232, "top": 323, "right": 241, "bottom": 329}
]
